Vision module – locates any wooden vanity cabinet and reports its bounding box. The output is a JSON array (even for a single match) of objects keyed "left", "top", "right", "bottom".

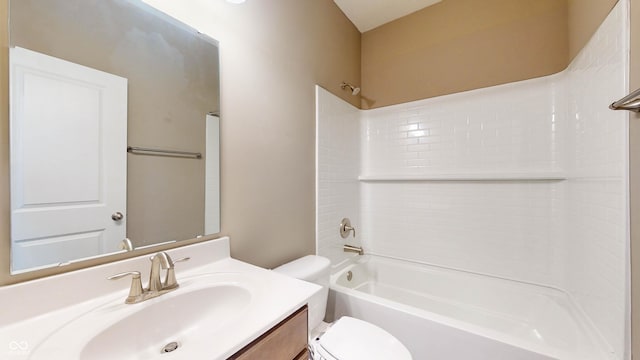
[
  {"left": 230, "top": 305, "right": 308, "bottom": 360},
  {"left": 294, "top": 349, "right": 310, "bottom": 360}
]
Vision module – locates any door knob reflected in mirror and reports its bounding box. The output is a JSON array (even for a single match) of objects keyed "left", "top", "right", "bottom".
[{"left": 111, "top": 212, "right": 124, "bottom": 221}]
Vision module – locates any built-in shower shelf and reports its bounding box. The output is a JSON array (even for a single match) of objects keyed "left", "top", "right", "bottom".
[{"left": 358, "top": 171, "right": 567, "bottom": 181}]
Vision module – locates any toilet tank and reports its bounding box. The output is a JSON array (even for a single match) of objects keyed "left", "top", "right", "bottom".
[{"left": 273, "top": 255, "right": 331, "bottom": 330}]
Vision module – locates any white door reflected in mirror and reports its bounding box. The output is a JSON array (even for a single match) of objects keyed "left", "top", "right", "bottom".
[
  {"left": 10, "top": 47, "right": 128, "bottom": 273},
  {"left": 7, "top": 0, "right": 221, "bottom": 275}
]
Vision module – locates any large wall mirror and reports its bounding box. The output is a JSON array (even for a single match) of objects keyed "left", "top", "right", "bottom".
[{"left": 8, "top": 0, "right": 220, "bottom": 273}]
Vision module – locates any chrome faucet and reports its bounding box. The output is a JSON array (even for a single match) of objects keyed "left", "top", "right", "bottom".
[
  {"left": 108, "top": 251, "right": 190, "bottom": 304},
  {"left": 343, "top": 244, "right": 364, "bottom": 255},
  {"left": 148, "top": 252, "right": 172, "bottom": 292}
]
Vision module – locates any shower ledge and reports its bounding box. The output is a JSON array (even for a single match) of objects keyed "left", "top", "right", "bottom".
[{"left": 358, "top": 171, "right": 567, "bottom": 181}]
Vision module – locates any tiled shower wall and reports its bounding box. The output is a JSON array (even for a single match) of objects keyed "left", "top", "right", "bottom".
[
  {"left": 360, "top": 76, "right": 566, "bottom": 288},
  {"left": 361, "top": 75, "right": 565, "bottom": 175},
  {"left": 565, "top": 2, "right": 628, "bottom": 356},
  {"left": 316, "top": 87, "right": 360, "bottom": 266},
  {"left": 316, "top": 1, "right": 628, "bottom": 357}
]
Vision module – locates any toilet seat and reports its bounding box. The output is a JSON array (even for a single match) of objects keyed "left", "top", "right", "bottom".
[{"left": 310, "top": 317, "right": 412, "bottom": 360}]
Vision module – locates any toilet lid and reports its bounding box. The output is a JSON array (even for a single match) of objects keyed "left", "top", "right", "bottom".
[{"left": 317, "top": 317, "right": 412, "bottom": 360}]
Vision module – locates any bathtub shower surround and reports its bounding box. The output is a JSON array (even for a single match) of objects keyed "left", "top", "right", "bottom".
[
  {"left": 565, "top": 2, "right": 629, "bottom": 355},
  {"left": 316, "top": 88, "right": 361, "bottom": 266},
  {"left": 316, "top": 2, "right": 629, "bottom": 359},
  {"left": 360, "top": 74, "right": 566, "bottom": 287}
]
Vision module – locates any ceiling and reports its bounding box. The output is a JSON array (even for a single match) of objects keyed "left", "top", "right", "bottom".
[{"left": 333, "top": 0, "right": 442, "bottom": 33}]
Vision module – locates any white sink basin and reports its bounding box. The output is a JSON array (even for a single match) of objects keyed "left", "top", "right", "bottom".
[
  {"left": 0, "top": 238, "right": 321, "bottom": 360},
  {"left": 29, "top": 273, "right": 254, "bottom": 360}
]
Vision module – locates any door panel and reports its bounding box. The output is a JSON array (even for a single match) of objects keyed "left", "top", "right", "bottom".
[
  {"left": 12, "top": 231, "right": 103, "bottom": 271},
  {"left": 10, "top": 47, "right": 128, "bottom": 272}
]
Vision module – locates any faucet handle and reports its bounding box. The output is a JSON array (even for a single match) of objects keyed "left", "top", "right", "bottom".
[
  {"left": 340, "top": 218, "right": 356, "bottom": 238},
  {"left": 164, "top": 257, "right": 190, "bottom": 290},
  {"left": 108, "top": 271, "right": 143, "bottom": 304},
  {"left": 171, "top": 257, "right": 191, "bottom": 266}
]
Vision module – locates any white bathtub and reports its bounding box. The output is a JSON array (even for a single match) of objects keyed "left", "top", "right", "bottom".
[{"left": 325, "top": 255, "right": 612, "bottom": 360}]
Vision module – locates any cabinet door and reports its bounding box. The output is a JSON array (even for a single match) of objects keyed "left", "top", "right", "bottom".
[
  {"left": 294, "top": 349, "right": 309, "bottom": 360},
  {"left": 231, "top": 306, "right": 308, "bottom": 360}
]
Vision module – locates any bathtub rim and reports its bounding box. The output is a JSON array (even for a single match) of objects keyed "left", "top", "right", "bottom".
[{"left": 328, "top": 253, "right": 615, "bottom": 360}]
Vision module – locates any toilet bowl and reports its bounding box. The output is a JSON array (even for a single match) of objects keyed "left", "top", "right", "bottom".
[{"left": 273, "top": 255, "right": 412, "bottom": 360}]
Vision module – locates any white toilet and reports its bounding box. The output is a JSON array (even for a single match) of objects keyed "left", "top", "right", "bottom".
[{"left": 273, "top": 255, "right": 412, "bottom": 360}]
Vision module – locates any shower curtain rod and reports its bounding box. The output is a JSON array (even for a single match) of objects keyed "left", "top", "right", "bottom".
[{"left": 610, "top": 87, "right": 640, "bottom": 112}]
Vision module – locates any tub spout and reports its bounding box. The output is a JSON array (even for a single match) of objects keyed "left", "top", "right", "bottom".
[{"left": 344, "top": 244, "right": 364, "bottom": 255}]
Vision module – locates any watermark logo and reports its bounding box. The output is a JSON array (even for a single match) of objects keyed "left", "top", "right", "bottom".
[{"left": 8, "top": 340, "right": 29, "bottom": 356}]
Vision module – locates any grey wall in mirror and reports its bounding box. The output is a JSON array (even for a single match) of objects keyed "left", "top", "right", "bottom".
[{"left": 8, "top": 0, "right": 220, "bottom": 273}]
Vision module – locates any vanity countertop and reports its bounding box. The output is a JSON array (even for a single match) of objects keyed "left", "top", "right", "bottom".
[{"left": 0, "top": 237, "right": 320, "bottom": 360}]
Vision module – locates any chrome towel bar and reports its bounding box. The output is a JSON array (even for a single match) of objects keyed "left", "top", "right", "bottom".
[
  {"left": 610, "top": 87, "right": 640, "bottom": 112},
  {"left": 127, "top": 146, "right": 202, "bottom": 159}
]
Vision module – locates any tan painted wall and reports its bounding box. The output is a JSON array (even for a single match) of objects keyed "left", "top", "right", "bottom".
[
  {"left": 361, "top": 0, "right": 619, "bottom": 110},
  {"left": 568, "top": 0, "right": 618, "bottom": 59},
  {"left": 360, "top": 0, "right": 569, "bottom": 109},
  {"left": 211, "top": 1, "right": 361, "bottom": 268},
  {"left": 0, "top": 1, "right": 360, "bottom": 284},
  {"left": 134, "top": 0, "right": 361, "bottom": 270}
]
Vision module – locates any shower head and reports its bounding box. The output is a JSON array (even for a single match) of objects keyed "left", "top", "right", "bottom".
[{"left": 340, "top": 82, "right": 361, "bottom": 96}]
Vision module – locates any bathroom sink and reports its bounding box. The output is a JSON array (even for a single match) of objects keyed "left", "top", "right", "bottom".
[
  {"left": 29, "top": 273, "right": 254, "bottom": 360},
  {"left": 0, "top": 238, "right": 321, "bottom": 360}
]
